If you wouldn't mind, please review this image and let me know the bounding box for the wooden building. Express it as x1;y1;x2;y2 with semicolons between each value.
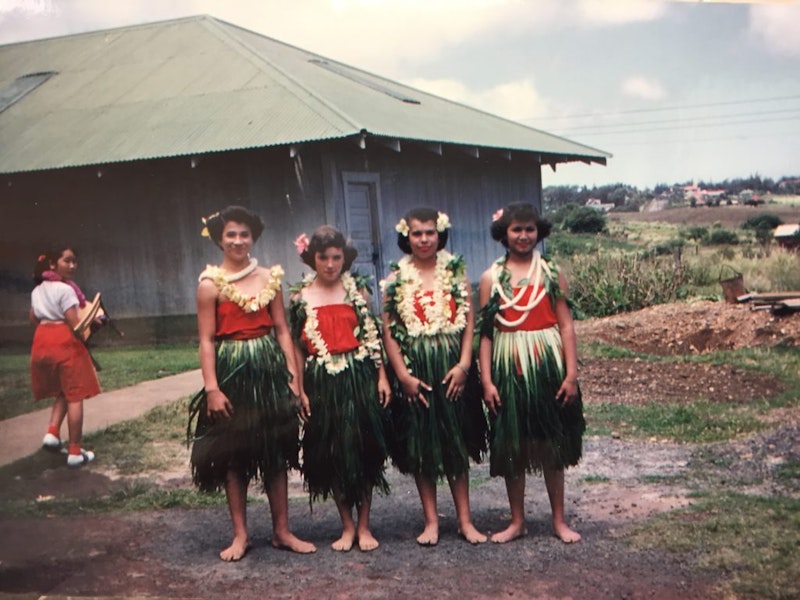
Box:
0;16;609;341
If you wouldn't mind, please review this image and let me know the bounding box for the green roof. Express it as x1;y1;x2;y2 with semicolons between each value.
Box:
0;15;610;174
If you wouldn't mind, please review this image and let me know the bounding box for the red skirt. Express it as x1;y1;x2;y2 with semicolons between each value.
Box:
30;322;101;403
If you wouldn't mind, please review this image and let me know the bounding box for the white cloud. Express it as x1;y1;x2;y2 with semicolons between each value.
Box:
748;4;800;58
406;77;549;121
621;76;665;100
574;0;667;26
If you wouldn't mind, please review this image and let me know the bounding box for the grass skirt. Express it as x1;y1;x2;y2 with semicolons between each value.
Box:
489;327;585;478
388;332;487;481
302;352;390;507
188;335;300;493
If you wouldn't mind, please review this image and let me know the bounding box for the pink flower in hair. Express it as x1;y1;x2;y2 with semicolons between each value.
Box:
294;233;310;255
492;208;504;222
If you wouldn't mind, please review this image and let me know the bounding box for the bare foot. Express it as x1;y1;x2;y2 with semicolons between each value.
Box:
490;523;527;544
416;523;439;546
331;528;355;552
357;529;380;552
554;521;581;543
458;523;488;544
219;536;250;562
272;532;317;554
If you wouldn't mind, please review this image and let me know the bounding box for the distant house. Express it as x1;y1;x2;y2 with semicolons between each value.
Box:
774;224;800;251
682;183;726;206
585;198;615;212
0;15;609;337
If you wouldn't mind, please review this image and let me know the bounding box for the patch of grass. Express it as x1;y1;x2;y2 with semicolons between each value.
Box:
628;492;800;599
0;483;226;517
775;460;800;493
640;473;686;485
0;343;198;420
580;341;652;360
580;474;611;484
586;401;766;443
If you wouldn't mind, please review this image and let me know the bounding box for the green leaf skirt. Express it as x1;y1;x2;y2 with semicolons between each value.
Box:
489;327;585;478
302;352;390;507
388;332;487;481
188;335;300;493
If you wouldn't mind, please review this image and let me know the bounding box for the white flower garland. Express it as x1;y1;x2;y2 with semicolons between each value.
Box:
393;250;468;337
491;251;552;328
303;272;383;375
200;260;284;313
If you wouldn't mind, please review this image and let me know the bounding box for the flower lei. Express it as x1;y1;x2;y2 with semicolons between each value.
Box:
302;272;383;375
489;252;557;327
200;259;283;313
383;250;469;338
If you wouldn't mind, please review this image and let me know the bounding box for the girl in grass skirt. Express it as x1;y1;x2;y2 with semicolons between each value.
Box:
381;207;487;546
188;205;315;561
478;202;585;544
289;226;391;552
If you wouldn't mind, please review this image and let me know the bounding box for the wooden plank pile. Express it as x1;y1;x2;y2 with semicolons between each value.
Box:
738;292;800;314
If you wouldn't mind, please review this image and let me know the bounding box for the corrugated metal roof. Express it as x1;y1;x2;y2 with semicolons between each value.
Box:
0;15;610;174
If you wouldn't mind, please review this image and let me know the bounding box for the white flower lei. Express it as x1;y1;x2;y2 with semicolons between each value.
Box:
303;272;383;375
201;260;284;313
393;250;468;337
490;251;552;328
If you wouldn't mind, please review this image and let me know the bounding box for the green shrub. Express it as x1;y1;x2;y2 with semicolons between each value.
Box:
741;214;782;230
706;229;739;245
564;206;607;234
569;252;688;318
681;226;709;242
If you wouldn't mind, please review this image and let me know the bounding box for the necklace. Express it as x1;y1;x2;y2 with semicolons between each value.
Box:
302;272;382;374
491;251;550;328
389;250;468;337
199;260;284;313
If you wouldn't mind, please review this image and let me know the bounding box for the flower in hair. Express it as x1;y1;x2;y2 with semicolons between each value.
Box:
436;212;451;232
294;233;310;255
395;218;410;237
37;254;47;262
492;208;504;222
200;212;219;238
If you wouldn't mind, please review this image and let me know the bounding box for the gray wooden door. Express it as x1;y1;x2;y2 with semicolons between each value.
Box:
341;172;383;302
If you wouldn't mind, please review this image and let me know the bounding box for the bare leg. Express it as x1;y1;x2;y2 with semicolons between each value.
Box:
332;490;356;552
544;467;581;543
220;469;250;561
414;474;439;545
66;399;83;447
266;470;316;554
491;475;527;543
356;489;379;552
448;474;487;544
48;395;68;434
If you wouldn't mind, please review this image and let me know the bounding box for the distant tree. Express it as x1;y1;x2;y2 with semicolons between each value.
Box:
564;206;607;234
742;214;782;230
706;229;739;245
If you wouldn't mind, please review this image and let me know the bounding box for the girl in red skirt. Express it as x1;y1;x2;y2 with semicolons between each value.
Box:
30;246;100;467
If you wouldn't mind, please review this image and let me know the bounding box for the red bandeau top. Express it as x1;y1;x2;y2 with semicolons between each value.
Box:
413;290;458;324
215;301;274;340
302;304;360;356
496;286;558;332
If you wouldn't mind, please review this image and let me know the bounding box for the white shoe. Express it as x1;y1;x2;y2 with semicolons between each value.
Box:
67;449;95;467
42;432;62;450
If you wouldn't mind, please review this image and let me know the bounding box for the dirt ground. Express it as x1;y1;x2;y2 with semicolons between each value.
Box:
1;300;798;599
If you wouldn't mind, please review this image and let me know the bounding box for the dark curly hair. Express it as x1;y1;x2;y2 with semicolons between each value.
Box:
299;225;358;271
490;202;551;247
396;206;449;254
33;245;75;284
204;205;265;248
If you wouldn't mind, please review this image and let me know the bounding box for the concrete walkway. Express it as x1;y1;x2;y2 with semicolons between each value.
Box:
0;369;202;467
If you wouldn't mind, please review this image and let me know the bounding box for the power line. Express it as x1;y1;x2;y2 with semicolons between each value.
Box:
552;108;800;134
554;114;800;137
520;94;800;123
591;129;800;147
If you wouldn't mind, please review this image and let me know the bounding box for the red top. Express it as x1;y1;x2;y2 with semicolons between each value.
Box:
496;286;558;332
413;290;458;324
215;301;273;340
302;304;360;355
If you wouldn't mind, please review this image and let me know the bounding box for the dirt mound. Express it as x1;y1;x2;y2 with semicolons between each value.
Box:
576;300;799;356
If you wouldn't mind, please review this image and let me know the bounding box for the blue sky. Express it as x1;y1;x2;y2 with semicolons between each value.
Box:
1;0;798;189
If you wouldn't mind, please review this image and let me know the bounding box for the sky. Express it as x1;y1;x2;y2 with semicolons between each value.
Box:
1;0;799;190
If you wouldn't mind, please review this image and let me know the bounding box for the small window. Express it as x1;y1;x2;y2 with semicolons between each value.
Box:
0;71;57;114
309;59;420;105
